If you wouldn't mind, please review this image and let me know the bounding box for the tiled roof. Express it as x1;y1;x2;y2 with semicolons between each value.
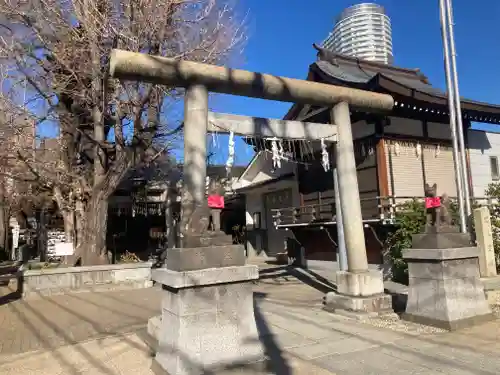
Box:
313;45;500;109
313;45;443;95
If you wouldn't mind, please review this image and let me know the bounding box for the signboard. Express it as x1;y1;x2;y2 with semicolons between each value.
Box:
53;242;74;256
11;225;19;250
47;231;67;257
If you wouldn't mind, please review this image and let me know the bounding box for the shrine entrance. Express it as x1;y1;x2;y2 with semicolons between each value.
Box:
109;48;394;272
263;188;293;257
108;48;398;374
109;47;394;298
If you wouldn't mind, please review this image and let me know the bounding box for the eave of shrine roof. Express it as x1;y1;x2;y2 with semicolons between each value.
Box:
313;58;444;96
313;53;500;117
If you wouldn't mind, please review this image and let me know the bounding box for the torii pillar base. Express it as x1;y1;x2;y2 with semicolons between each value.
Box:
323;270;393;318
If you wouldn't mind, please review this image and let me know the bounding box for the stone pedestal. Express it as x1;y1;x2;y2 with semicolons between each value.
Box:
412;226;471;249
403;246;494;330
323;269;393;315
150;246;265;375
181;231;234;248
473;206;497;277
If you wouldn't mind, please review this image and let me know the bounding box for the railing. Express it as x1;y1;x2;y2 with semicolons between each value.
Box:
271;195;497;228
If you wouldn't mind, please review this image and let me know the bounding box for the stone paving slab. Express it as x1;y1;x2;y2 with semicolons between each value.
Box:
3;262;500;374
0;332;155;375
0;282;161;355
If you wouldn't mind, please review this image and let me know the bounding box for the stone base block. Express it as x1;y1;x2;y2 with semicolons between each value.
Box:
167;245;245;271
412;231;471;249
403;246;493;331
323;270;392;315
181;232;234;248
336;269;385;297
148;315;161;344
153;265;265;375
402;311;494;331
151;357;270;375
152;265;258;289
323;291;393;315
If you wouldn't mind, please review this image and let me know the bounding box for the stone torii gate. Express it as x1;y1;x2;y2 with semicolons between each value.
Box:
110;49;394;375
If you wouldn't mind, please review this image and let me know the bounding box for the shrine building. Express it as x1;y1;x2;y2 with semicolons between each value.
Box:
234;44;500;265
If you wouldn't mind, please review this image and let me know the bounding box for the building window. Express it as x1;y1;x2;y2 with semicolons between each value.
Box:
490;156;499;181
252;212;261;229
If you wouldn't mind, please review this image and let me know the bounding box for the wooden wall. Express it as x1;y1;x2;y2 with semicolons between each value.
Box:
297;137;380;220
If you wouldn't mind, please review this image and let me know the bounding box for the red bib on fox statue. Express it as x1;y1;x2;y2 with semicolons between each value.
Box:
425;196;441;209
208;195;224;209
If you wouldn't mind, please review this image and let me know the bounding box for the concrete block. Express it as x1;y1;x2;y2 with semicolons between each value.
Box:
181;233;234;248
336;269;384;297
323;270;392;315
19;262;153;298
167;245;245;271
148;315;161;342
474;206;497;277
403;246;479;261
154;276;265;375
323;292;393;314
403;245;493;331
412;232;471;249
407;257;481;280
152;265;258;289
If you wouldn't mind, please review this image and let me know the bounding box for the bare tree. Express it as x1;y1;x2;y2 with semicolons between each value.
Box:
0;0;245;265
0;63;40;258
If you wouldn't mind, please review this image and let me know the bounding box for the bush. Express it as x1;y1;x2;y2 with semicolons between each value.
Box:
484;183;500;270
385;184;500;284
384;197;460;284
119;251;141;263
384;199;427;285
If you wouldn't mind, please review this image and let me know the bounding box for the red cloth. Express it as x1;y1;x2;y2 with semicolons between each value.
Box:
425;197;441;209
208;195;225;209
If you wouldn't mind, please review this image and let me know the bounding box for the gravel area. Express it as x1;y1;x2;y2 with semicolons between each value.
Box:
363;313;447;335
362;304;500;336
491;304;500;316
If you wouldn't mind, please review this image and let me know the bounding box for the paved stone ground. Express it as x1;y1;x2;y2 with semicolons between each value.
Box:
0;282;161;355
1;262;500;374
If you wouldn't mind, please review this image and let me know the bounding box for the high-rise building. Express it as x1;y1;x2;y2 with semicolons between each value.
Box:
322;3;393;65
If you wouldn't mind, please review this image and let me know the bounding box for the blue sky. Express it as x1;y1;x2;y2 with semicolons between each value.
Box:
34;1;500;167
207;0;500;166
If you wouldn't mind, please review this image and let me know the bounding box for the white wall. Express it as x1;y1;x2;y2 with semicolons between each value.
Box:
236;151;296;189
468;130;500;197
244;179;299;229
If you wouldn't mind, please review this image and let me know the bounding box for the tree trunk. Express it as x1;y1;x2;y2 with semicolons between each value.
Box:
62;210;75;244
0;207;8;259
75;199;85;249
37;208;47;263
71;192;110;266
0;180;9;260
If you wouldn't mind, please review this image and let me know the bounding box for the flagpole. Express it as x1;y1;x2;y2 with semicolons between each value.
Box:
445;0;471;220
439;0;467;233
